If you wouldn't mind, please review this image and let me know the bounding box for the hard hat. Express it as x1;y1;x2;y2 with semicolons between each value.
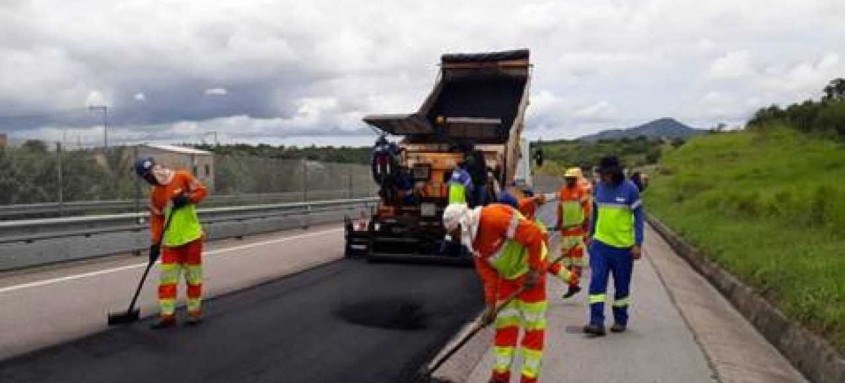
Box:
564;167;581;178
134;156;155;178
442;203;468;232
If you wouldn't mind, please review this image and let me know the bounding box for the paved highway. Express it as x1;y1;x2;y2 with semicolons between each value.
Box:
0;223;483;382
0;199;809;383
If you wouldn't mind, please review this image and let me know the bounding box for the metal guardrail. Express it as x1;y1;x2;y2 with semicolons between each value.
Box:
0;197;378;271
0;190;378;219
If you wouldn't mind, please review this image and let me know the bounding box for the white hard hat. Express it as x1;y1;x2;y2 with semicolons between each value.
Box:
442;203;468;232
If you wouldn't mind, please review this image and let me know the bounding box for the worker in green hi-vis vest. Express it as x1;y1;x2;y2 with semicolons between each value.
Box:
448;162;474;205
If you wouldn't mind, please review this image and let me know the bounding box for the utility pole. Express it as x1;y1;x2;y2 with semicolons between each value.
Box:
204;131;219;147
89;105;108;149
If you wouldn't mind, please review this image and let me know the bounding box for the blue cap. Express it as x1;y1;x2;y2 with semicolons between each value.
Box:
134;156;155;178
497;192;519;209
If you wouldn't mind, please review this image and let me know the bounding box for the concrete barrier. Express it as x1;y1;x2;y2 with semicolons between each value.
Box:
648;214;845;383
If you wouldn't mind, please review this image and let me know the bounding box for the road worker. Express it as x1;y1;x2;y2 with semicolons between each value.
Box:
134;156;208;329
443;203;548;383
502;188;577;289
572;167;593;197
584;156;644;336
553;168;592;299
448;162;474;205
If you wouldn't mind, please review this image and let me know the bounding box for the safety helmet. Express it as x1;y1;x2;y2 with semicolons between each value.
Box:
564;167;581;178
134;156;155;178
442;203;468;232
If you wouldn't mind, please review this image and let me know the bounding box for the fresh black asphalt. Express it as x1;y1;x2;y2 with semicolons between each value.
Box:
0;259;483;383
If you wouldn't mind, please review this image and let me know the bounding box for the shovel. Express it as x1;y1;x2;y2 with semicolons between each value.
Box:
107;208;176;325
424;236;578;376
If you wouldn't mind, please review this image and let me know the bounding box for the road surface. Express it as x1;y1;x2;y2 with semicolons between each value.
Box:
435;206;808;383
0;223;483;382
1;204;809;383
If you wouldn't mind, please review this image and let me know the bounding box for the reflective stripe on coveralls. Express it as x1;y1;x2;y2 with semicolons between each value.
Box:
493;273;547;383
159;238;204;318
471;204;548;383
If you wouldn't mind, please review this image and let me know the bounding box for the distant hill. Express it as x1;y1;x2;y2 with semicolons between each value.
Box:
579;118;705;142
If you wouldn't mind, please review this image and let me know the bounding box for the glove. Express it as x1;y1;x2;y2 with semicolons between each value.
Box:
171;193;191;209
149;243;161;264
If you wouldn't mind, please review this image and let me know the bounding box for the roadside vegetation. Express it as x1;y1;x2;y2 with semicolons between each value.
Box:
193;143;371;164
646;124;845;352
533;136;678;179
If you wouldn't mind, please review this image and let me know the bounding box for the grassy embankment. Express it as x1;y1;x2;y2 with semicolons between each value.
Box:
645;126;845;352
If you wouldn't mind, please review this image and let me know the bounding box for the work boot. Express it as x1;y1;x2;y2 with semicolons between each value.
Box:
186;313;203;326
150;316;176;330
583;323;606;336
610;323;627;333
562;285;582;299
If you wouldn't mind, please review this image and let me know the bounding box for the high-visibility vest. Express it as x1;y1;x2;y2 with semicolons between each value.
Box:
559;187;588;228
163;204;203;247
448;183;467;204
485;211;548;280
594;202;635;248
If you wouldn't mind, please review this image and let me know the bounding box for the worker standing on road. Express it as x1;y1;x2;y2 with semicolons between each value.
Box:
584;156;644;336
553;168;592;299
499;188;577;289
443;203;548;383
134;156;208;329
448;162;474;205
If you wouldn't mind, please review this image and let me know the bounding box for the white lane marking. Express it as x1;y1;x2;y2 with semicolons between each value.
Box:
0;228;342;294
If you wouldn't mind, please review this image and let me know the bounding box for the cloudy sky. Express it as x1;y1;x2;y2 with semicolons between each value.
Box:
1;0;843;147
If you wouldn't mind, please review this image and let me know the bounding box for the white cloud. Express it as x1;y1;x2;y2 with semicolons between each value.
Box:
134;92;146;101
707;51;754;79
204;88;228;97
85;90;109;107
0;0;843;143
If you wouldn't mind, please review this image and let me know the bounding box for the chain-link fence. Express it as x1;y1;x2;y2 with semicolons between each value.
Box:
0;144;376;218
214;155;376;201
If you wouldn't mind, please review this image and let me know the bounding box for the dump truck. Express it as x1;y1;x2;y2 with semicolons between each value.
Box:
345;49;533;264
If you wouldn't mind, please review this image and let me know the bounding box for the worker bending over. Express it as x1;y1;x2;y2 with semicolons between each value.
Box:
443;203;548;383
584;156;644;336
553;168;592;299
134;156;208;329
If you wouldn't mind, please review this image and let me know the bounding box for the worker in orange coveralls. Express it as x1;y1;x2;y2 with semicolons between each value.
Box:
443;203;548;383
134;156;208;329
553;168;592;299
499;188;576;290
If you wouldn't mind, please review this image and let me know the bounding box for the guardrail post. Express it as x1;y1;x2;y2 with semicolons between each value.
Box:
348;166;353;198
301;159;308;202
56;142;64;217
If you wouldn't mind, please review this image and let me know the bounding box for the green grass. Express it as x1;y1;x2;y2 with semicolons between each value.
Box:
645;126;845;352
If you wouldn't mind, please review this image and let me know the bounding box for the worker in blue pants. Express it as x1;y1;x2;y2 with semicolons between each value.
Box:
584;155;644;336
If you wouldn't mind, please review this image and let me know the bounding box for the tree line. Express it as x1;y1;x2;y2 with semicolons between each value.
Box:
191;143;372;164
748;78;845;137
